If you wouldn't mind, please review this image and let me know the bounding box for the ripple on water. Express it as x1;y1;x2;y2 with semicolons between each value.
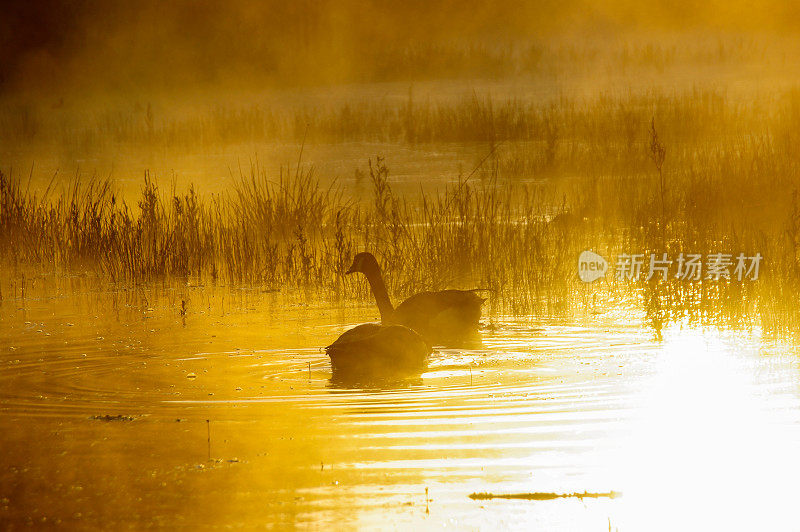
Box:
4;313;800;530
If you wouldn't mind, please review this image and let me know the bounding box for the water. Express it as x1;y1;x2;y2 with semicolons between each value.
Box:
2;283;800;530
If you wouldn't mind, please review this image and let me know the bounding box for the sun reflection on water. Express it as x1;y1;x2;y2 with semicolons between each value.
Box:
4;289;800;530
618;330;800;530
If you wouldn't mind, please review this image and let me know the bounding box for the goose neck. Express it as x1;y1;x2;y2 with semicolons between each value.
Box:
363;267;394;322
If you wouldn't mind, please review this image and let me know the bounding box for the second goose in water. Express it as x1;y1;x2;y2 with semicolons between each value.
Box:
326;323;431;378
346;252;485;344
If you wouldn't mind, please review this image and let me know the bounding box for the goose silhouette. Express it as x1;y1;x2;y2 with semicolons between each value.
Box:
346;252;485;344
325;323;431;378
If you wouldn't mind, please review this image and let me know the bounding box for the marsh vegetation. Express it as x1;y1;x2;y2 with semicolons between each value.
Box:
4;82;800;335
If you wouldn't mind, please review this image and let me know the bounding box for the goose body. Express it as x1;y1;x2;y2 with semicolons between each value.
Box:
391;289;484;342
326;323;431;376
346;252;485;344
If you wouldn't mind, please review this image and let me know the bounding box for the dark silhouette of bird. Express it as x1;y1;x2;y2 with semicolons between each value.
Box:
346;252;485;345
325;323;431;378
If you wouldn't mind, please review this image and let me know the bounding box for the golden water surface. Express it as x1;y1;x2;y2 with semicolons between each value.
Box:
2;283;800;530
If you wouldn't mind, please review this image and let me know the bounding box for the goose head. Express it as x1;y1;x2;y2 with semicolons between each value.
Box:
346;252;380;275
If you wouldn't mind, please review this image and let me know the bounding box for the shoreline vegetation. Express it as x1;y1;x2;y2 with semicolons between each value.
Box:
2;121;800;336
4;86;800;166
4;37;800;336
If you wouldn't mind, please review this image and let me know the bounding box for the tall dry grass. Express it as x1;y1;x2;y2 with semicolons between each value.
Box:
3;135;800;336
4;81;800;334
0;88;770;159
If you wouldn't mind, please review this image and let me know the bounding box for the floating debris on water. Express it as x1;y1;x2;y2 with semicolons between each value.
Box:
90;415;135;422
469;491;622;501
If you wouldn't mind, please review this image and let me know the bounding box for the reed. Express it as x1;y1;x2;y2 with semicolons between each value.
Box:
0;84;781;165
3;75;800;334
2;133;800;336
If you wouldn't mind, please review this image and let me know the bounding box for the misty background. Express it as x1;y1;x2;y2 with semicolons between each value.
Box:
3;0;800;96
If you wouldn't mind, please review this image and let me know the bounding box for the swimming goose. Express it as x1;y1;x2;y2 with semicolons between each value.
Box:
346;252;485;344
325;323;431;377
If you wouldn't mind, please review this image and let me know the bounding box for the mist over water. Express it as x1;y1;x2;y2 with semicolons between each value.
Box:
4;1;800;530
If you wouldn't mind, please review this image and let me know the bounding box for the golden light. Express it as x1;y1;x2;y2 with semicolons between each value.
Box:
617;330;800;530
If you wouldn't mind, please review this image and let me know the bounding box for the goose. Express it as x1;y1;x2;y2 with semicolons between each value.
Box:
325;323;431;377
346;252;485;344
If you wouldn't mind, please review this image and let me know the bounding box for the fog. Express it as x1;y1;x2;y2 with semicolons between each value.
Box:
3;0;800;96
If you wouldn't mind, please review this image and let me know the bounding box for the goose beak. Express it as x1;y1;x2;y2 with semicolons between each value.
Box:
346;257;360;274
